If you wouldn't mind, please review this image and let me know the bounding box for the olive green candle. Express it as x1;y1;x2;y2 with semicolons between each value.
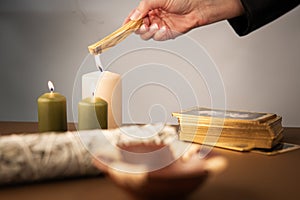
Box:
78;96;108;130
38;81;67;132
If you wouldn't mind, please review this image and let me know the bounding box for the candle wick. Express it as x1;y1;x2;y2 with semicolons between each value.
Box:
50;88;54;93
98;65;103;72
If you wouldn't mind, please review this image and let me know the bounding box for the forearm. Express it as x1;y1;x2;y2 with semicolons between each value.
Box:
196;0;245;25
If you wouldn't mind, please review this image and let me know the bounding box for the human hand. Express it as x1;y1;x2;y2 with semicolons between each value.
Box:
124;0;244;41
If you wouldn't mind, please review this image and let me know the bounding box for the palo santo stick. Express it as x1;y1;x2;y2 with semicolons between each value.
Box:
88;19;143;55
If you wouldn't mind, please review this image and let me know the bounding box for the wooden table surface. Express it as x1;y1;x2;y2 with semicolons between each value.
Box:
0;122;299;200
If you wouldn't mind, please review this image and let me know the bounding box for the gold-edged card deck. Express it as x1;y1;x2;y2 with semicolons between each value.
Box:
172;107;284;151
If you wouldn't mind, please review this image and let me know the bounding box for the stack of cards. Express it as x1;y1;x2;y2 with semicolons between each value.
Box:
172;107;283;151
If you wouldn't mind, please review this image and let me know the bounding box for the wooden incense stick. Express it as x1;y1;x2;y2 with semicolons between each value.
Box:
88;19;143;55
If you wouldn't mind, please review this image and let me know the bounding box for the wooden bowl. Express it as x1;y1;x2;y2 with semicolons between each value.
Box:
93;143;226;200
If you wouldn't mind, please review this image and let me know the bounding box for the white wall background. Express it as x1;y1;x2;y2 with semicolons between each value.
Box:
0;0;299;127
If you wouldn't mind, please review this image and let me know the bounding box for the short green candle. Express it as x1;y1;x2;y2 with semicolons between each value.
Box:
38;81;67;132
78;96;108;130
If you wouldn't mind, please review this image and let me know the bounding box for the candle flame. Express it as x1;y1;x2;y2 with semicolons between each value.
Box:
94;55;103;72
48;81;54;92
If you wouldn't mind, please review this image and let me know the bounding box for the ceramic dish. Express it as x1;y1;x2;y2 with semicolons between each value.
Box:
93;142;227;200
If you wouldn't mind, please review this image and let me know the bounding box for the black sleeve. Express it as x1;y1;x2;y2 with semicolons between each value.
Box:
228;0;299;36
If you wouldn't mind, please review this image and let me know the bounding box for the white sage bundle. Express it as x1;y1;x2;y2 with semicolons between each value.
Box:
0;131;100;185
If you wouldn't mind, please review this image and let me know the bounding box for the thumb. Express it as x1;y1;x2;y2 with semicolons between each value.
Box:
130;0;166;20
